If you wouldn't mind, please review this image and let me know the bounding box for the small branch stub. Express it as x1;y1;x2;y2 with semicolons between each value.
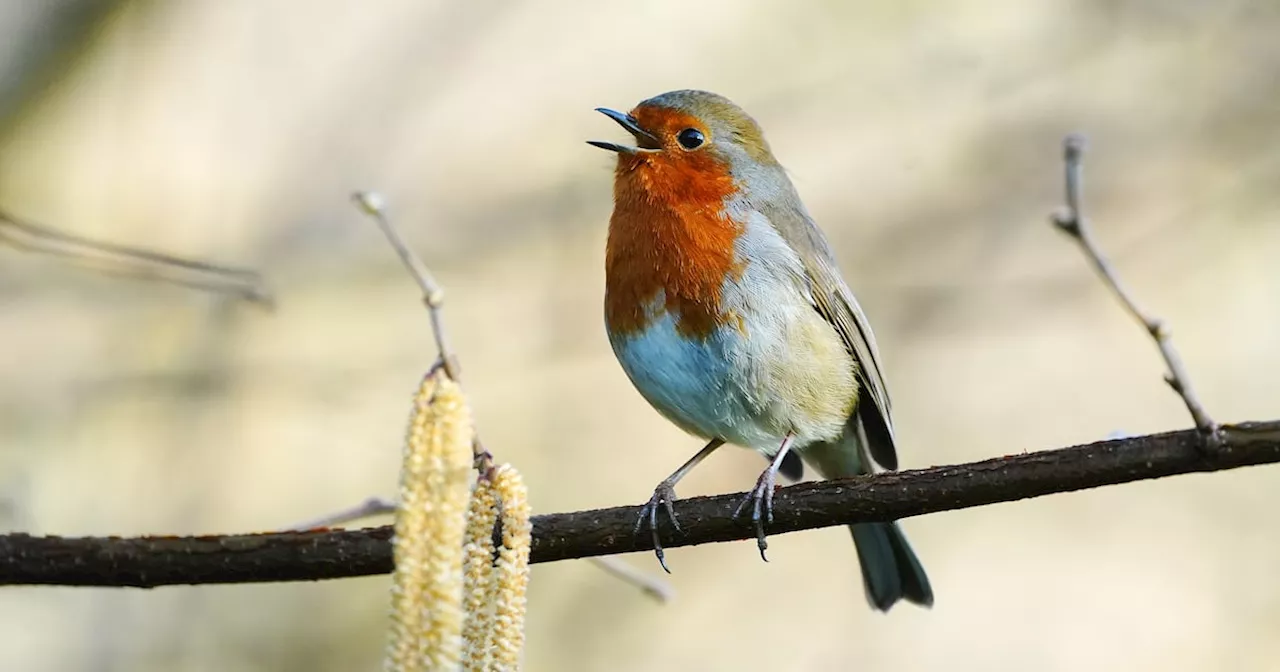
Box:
289;497;396;532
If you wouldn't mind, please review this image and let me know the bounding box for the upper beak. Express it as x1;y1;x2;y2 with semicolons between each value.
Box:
587;107;661;154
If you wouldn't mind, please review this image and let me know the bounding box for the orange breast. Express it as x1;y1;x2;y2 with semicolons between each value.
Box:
604;151;744;340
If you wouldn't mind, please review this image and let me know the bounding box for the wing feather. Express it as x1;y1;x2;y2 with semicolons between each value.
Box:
757;198;899;470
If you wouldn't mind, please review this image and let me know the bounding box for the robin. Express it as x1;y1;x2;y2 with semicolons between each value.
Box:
588;89;933;611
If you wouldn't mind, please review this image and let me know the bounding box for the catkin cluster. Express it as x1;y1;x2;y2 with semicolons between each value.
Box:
384;369;533;672
461;466;533;671
488;466;532;670
385;371;473;671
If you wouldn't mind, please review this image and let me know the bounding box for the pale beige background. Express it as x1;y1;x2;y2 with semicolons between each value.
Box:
1;1;1277;671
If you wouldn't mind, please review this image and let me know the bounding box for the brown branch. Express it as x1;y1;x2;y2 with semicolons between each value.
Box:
289;496;674;602
1049;135;1218;440
0;207;272;306
2;420;1277;588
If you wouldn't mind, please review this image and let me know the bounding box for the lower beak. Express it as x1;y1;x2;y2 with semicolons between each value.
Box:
588;107;661;155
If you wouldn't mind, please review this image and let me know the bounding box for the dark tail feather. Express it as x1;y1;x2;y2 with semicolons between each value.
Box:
850;522;934;611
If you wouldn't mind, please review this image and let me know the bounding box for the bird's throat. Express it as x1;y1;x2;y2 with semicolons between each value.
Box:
604;162;744;341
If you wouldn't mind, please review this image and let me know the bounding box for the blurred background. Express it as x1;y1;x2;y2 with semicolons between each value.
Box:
1;1;1278;670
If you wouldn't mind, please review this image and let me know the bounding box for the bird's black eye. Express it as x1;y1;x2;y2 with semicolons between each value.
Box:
677;128;705;150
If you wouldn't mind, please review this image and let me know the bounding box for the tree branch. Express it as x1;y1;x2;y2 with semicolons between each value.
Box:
288;495;674;602
3;420;1277;588
0;207;272;306
1049;135;1219;440
351;191;493;474
351;192;458;380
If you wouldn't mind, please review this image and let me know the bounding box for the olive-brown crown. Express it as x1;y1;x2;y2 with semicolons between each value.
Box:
628;89;779;167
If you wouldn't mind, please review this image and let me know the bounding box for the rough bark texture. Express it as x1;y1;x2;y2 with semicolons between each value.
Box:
2;421;1276;588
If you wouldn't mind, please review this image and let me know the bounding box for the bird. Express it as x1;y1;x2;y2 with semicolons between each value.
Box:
588;89;933;612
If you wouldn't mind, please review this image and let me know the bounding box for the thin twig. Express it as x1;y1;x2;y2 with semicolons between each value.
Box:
288;497;397;531
287;496;674;603
2;420;1277;587
350;192;458;380
0;208;271;306
586;555;675;603
1049;134;1220;444
350;191;493;475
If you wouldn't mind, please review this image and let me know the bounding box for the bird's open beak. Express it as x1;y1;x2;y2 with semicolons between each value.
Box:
587;107;661;155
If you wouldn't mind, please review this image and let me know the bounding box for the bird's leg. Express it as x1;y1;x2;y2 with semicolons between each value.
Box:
636;438;725;573
732;432;796;562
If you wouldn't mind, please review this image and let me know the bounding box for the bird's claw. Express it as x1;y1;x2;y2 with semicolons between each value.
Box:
634;482;680;573
732;468;779;562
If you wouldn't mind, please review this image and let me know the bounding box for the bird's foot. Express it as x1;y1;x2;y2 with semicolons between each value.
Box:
732;467;779;562
634;482;680;574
